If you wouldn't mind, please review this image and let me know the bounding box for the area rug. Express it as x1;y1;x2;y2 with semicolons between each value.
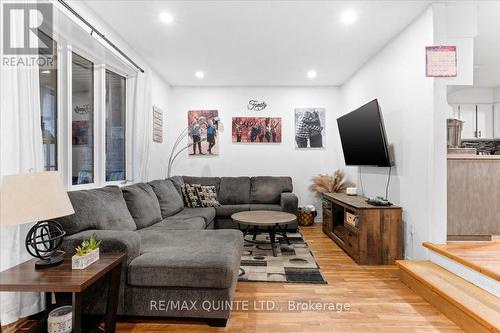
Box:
238;231;327;284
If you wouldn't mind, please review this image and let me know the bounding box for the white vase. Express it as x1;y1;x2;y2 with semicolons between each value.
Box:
71;248;99;269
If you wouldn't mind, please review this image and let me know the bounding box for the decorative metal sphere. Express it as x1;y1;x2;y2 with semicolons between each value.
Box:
25;221;66;260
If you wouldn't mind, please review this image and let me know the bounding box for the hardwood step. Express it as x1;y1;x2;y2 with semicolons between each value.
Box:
397;260;500;333
423;241;500;281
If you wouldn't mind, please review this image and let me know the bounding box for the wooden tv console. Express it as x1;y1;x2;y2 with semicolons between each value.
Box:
322;193;403;265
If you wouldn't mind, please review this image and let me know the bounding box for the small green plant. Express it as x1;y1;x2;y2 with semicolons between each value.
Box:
75;234;101;256
87;234;101;250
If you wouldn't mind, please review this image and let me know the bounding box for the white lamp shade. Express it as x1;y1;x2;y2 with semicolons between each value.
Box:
0;171;75;226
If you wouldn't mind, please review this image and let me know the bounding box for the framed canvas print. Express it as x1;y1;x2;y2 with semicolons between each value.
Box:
294;108;325;148
188;110;219;155
232;117;282;143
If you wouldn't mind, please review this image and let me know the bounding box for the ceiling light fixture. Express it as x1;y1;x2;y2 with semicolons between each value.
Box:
41;70;51;74
307;70;317;79
195;71;204;79
341;10;357;25
159;12;174;24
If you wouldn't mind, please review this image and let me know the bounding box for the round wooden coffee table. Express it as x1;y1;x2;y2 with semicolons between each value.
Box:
231;210;297;256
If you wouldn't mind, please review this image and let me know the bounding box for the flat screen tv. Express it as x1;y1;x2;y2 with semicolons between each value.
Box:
337;99;392;167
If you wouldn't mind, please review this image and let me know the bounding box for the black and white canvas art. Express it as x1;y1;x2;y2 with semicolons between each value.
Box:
294;108;326;148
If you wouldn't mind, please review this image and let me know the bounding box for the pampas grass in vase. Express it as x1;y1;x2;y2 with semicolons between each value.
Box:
309;170;354;196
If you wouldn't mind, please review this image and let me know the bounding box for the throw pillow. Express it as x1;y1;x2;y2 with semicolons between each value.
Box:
194;184;221;207
181;183;221;208
182;183;201;208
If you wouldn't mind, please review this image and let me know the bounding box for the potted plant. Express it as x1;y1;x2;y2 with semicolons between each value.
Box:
71;234;101;269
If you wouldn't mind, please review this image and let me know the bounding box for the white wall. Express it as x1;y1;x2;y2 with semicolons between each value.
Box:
166;86;342;208
149;73;172;180
495;87;500;102
431;2;476;248
340;7;435;259
339;3;476;259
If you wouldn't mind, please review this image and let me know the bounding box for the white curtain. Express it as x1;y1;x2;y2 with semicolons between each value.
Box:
0;4;44;325
127;70;152;182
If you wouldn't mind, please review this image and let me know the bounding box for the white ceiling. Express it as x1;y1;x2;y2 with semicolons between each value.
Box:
83;0;431;86
474;1;500;87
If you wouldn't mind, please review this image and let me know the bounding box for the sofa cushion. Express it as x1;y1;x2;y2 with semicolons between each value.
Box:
250;176;293;204
166;207;216;226
129;230;243;288
249;204;282;211
218;177;251;204
148;179;184;218
121;183;162;229
215;204;250;217
169;176;184;197
183;176;221;193
140;217;206;231
55;186;136;235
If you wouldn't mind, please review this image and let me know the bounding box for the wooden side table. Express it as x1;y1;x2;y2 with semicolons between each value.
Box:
0;252;125;333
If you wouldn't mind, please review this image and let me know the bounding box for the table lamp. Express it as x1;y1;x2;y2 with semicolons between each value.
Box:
0;171;75;269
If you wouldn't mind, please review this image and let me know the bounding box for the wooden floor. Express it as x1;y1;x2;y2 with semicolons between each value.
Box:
117;225;462;333
423;240;500;281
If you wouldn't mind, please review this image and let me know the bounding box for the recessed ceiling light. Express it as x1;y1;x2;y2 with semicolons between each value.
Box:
341;10;357;25
307;70;317;79
195;71;204;79
41;70;50;74
159;12;174;24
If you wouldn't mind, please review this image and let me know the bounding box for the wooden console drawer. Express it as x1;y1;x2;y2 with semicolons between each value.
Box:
344;229;358;258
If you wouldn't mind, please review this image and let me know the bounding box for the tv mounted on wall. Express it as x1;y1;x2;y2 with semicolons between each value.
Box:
337;99;392;167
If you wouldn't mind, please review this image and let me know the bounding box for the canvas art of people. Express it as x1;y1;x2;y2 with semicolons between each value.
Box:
188;110;219;155
232;117;282;143
294;108;325;148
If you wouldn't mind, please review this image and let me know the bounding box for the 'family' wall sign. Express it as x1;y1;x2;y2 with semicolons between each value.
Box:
247;100;267;111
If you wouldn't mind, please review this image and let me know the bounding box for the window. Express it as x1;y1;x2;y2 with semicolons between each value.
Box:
37;25;133;188
39;32;57;171
105;70;126;181
71;53;94;185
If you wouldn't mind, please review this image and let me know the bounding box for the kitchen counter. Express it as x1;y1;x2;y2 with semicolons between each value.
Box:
447;156;500;239
448;155;500;160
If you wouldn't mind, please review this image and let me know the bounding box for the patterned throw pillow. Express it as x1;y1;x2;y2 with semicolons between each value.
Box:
182;183;201;208
194;184;221;207
181;183;221;208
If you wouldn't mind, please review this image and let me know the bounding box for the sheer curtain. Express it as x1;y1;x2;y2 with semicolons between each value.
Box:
0;4;44;325
127;70;153;182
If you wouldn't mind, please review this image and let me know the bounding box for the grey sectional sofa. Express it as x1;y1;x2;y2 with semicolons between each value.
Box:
56;176;298;326
172;176;299;229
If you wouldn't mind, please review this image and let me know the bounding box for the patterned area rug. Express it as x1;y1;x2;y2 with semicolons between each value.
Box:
238;231;327;284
